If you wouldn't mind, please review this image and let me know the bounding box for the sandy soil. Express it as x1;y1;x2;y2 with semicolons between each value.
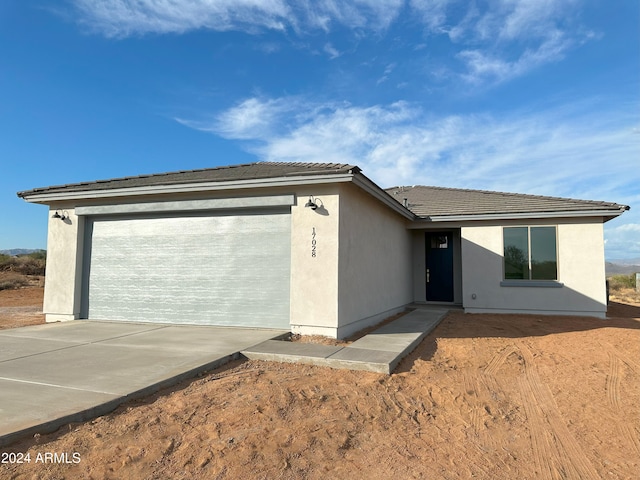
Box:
609;286;640;307
0;285;44;330
1;289;639;479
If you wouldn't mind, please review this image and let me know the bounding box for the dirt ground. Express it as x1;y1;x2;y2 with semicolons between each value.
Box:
0;285;45;330
1;288;639;479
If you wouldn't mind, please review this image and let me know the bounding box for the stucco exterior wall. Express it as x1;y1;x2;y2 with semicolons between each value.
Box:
38;185;348;334
412;230;426;302
289;185;341;337
461;219;607;317
336;184;413;337
43;207;84;322
38;182;409;337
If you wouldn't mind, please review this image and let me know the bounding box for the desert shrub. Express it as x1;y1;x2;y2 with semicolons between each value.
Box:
16;256;46;275
23;250;46;261
0;255;46;275
608;274;637;291
0;273;29;291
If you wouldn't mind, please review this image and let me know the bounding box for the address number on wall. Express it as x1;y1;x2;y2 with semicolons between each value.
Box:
311;227;317;258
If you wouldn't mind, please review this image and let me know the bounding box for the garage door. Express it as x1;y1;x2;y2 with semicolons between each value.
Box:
81;210;291;328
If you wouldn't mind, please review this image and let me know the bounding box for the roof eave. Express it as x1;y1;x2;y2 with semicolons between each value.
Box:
17;173;358;204
351;175;416;220
410;208;628;224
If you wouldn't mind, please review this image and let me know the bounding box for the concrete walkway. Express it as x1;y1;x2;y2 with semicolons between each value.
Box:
0;321;287;447
0;308;448;447
243;307;448;374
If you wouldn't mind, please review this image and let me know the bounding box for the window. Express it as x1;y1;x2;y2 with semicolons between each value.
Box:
503;226;557;280
430;235;448;249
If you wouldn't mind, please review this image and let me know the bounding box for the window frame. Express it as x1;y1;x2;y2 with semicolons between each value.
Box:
501;225;560;285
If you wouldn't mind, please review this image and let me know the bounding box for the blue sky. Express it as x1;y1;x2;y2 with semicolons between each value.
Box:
1;0;638;258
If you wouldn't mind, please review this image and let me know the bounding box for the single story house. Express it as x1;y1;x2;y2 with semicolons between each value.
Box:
18;162;629;338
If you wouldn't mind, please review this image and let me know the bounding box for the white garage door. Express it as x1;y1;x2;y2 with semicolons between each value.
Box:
82;210;291;328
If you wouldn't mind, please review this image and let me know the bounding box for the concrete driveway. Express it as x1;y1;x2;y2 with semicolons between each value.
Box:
0;321;287;447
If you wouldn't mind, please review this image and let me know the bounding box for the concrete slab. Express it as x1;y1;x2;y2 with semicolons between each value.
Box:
0;343;211;395
0;378;120;445
0;309;447;446
0;336;79;362
327;347;399;374
244;340;343;357
99;325;288;354
0;321;163;343
349;332;424;352
241;308;448;374
350;309;446;353
242;340;343;366
0;321;287;447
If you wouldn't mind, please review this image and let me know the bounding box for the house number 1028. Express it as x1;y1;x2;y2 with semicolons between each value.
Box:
311;227;317;258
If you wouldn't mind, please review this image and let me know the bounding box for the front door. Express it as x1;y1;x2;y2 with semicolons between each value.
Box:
425;232;454;302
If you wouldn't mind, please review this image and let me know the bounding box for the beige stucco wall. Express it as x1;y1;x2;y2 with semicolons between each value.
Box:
412;230;426;301
335;184;413;337
39;186;348;334
42;207;84;322
39;184;610;333
289;185;341;336
461;219;607;317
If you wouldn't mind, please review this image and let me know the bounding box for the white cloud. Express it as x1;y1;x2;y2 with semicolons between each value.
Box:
604;223;640;259
186;94;638;256
72;0;294;37
71;1;585;45
458;29;572;84
71;0;405;37
70;0;594;89
447;0;574;43
323;42;341;59
608;224;640;233
376;62;397;84
303;0;404;32
409;0;450;32
414;0;591;85
450;0;584;83
176;96;305;139
498;0;569;41
198;95;638;198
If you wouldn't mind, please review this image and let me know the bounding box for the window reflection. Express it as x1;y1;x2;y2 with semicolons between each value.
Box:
531;227;557;280
503;226;557;281
504;227;528;279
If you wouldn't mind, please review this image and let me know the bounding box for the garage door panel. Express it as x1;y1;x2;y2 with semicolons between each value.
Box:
84;212;291;328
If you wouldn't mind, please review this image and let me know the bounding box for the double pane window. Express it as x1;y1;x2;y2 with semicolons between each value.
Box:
503;226;557;280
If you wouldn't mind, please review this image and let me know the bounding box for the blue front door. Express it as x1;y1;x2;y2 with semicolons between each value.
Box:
425;232;454;302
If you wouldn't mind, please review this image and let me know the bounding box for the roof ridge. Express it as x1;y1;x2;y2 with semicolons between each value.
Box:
23;162;263;192
17;161;360;197
264;161;355;168
387;185;622;207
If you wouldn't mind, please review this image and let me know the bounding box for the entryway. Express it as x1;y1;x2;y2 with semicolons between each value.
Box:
425;232;454;302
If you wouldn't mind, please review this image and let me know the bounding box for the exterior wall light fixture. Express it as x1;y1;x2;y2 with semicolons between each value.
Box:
305;196;318;210
304;196;327;215
52;210;69;221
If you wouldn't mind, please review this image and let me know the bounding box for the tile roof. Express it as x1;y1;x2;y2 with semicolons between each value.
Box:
17;162;359;197
385;185;629;218
17;161;628;220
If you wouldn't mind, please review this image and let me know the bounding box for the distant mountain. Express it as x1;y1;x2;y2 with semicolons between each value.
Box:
606;260;640;276
0;248;45;256
607;257;640;265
